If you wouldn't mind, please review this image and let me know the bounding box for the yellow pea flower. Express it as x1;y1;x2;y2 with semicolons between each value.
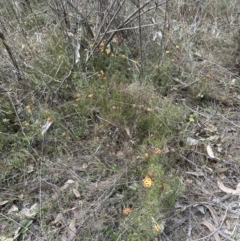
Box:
142;176;153;188
154;148;162;154
123;207;131;215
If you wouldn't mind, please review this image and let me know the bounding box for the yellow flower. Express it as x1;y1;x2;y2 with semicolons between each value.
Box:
88;94;94;98
123;207;131;215
206;74;211;79
26;105;32;113
142;176;153;188
47;117;52;122
165;50;170;54
121;54;126;58
171;58;175;62
62;132;66;136
147;108;153;112
105;48;111;55
75;93;81;101
189;117;194;122
153;224;161;232
176;45;180;49
154;148;162;154
25;122;30;127
144;153;149;159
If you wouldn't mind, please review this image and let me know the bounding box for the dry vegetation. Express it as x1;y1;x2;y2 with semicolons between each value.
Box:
0;0;240;240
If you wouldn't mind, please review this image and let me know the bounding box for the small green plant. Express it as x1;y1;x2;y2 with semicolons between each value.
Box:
188;112;197;122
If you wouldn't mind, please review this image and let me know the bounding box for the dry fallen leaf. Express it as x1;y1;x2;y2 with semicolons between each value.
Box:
206;145;215;158
82;163;88;169
217;179;240;195
186;137;199;146
26;165;34;173
72;189;80;198
52;213;64;224
236;182;240;192
200;220;221;241
125;126;132;138
186;179;194;184
0;200;9;206
20;203;38;218
204;205;220;226
214;168;228;174
60;180;75;191
0;236;13;241
68;219;76;241
63;207;78;213
41;121;53;136
8;205;18;214
226;219;231;230
186;171;204;177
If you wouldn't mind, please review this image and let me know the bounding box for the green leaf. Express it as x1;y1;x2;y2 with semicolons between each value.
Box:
21;220;33;234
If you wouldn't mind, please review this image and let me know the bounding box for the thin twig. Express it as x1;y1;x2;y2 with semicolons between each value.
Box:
138;0;143;83
87;0;126;60
0;31;23;81
66;0;94;39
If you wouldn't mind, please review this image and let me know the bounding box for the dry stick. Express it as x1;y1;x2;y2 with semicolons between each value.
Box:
60;0;70;29
104;0;153;47
88;0;160;63
97;0;119;37
158;0;169;67
85;0;127;63
0;31;22;81
137;0;143;84
86;1;166;63
101;0;126;43
219;113;240;128
123;4;163;29
105;22;159;32
113;2;166;39
88;0;126;60
66;0;94;39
